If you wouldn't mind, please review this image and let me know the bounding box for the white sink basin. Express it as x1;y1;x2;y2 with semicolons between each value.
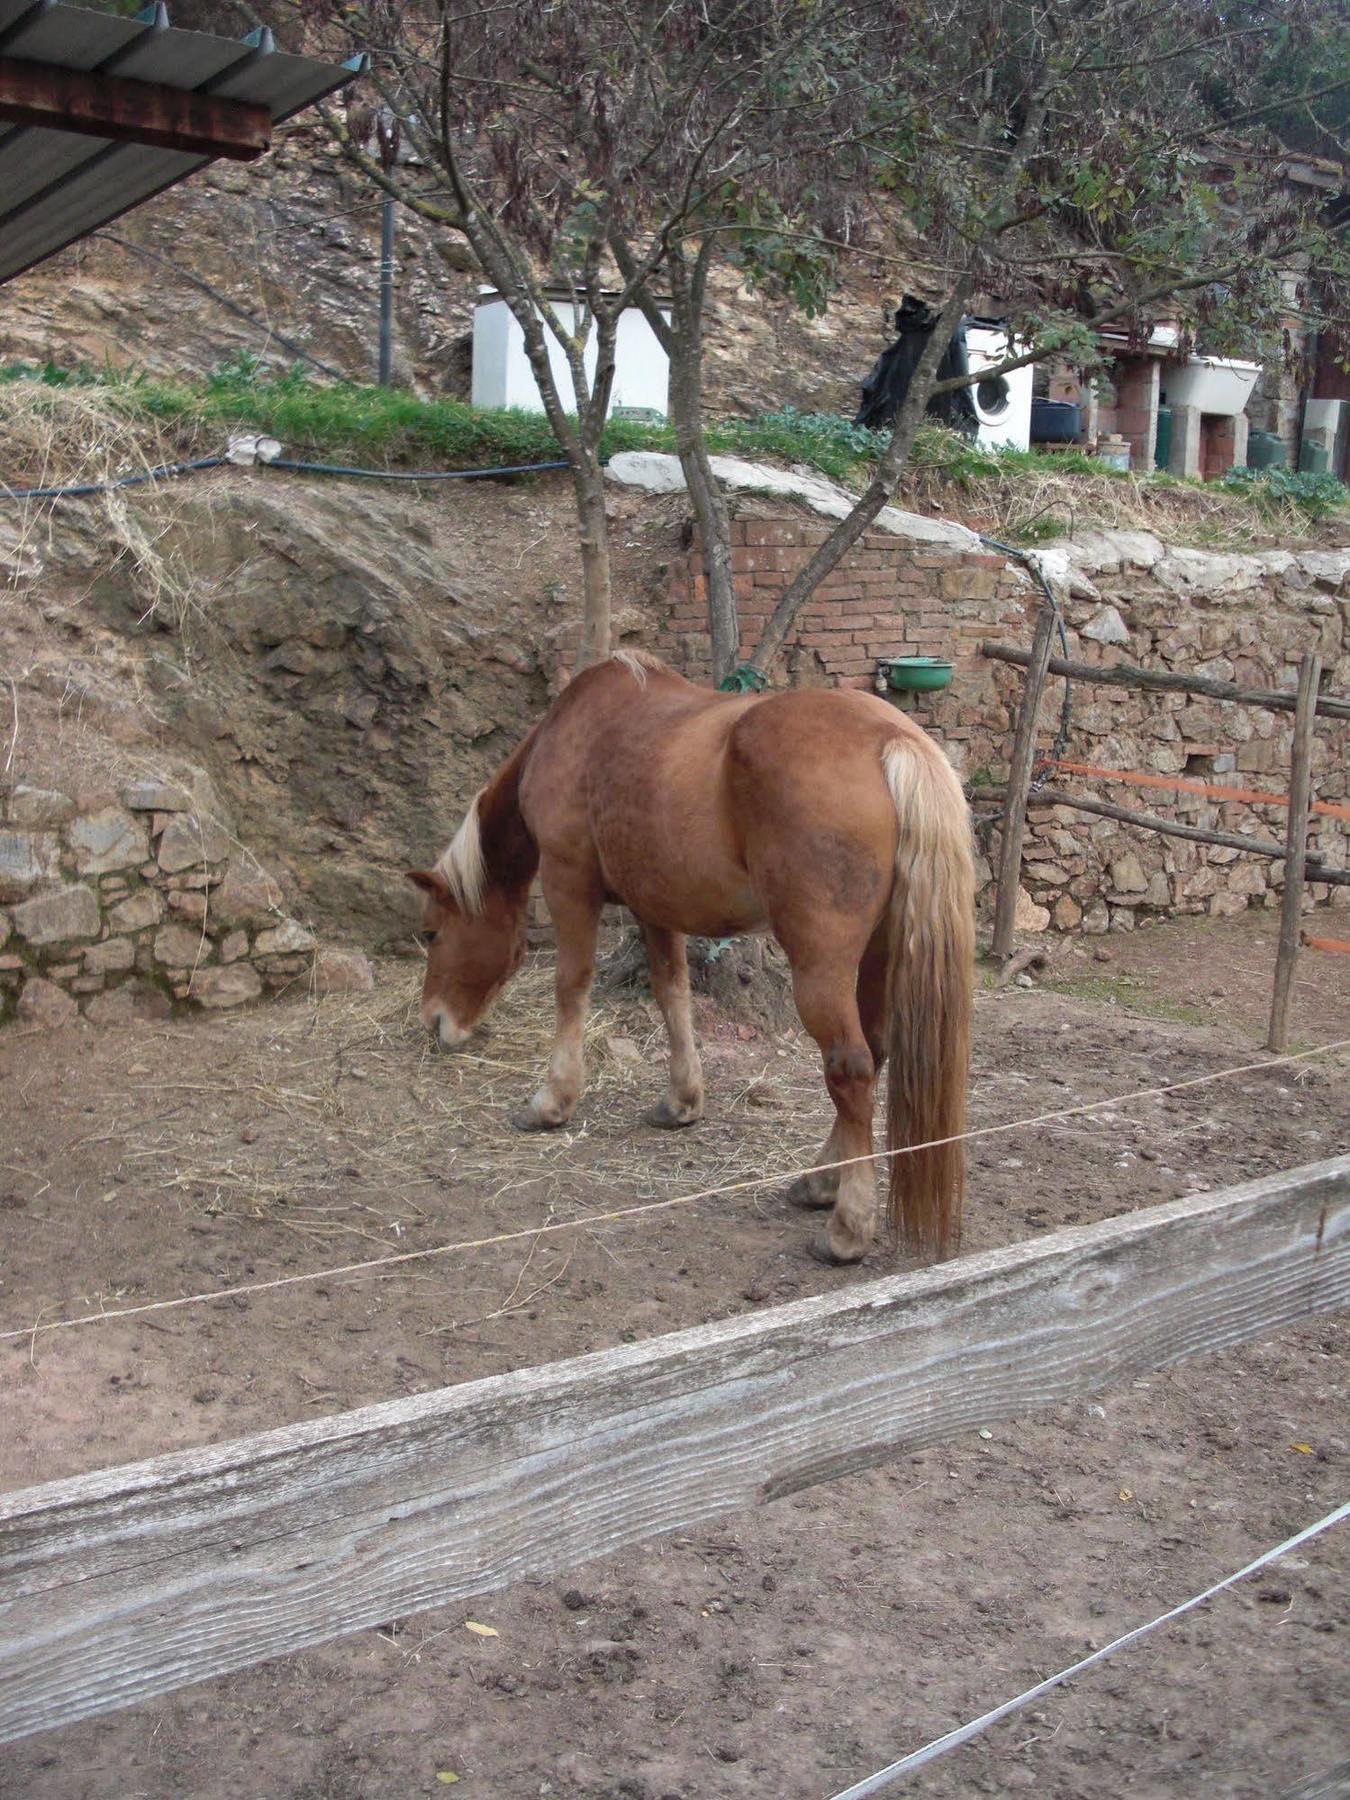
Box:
1161;357;1261;416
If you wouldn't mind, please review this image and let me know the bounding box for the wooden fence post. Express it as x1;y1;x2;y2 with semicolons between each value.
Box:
991;605;1057;961
1268;651;1322;1053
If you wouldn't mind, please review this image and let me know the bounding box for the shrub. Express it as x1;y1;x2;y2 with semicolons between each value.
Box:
1221;464;1349;518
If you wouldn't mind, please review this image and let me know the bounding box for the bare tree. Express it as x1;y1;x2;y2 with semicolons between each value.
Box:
290;0;899;676
284;0;1345;680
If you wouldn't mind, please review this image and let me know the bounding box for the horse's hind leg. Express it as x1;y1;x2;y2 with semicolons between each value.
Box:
788;958;879;1263
640;924;705;1128
784;1116;844;1210
785;928;888;1215
513;869;602;1132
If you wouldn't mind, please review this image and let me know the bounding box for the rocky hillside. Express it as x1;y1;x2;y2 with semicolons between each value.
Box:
0;460;679;951
2;121;894;417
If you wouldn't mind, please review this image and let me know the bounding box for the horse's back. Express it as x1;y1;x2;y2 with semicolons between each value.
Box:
720;688;926;932
725;684;931;810
521;658;944;938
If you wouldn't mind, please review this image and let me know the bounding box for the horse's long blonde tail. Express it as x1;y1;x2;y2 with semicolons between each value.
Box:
881;737;975;1261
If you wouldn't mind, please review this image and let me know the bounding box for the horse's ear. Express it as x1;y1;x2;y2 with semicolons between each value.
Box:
405;868;452;902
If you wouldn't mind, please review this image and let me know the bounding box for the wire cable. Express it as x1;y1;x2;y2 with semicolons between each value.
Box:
0;455;569;501
0;456;229;500
3;1033;1345;1344
826;1501;1350;1798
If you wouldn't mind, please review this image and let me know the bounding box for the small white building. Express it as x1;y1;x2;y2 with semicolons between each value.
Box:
471;288;672;419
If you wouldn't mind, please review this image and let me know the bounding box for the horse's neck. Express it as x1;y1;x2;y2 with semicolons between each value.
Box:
479;732;540;894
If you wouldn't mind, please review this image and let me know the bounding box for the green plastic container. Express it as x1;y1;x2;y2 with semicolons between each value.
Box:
880;657;954;694
1154;404;1172;471
1299;440;1330;475
1247;429;1287;470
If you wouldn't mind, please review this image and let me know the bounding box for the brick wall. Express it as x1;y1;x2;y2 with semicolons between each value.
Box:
1112;358;1160;472
657;513;1027;715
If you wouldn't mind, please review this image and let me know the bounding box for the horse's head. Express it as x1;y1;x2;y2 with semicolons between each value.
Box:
405;868;527;1049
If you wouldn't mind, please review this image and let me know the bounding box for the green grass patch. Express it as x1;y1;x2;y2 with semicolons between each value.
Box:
1041;969;1211;1029
0;363;1143;488
2;362;1345;542
0;356;672;470
1220;462;1349;521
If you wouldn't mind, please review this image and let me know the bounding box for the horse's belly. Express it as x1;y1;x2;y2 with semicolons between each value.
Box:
628;885;767;939
597;825;764;938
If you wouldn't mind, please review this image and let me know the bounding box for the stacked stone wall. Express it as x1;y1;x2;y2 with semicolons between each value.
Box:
653;513;1349;933
0;776;371;1027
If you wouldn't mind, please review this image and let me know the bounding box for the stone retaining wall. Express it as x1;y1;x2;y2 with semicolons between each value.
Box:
0;775;371;1027
654;514;1349;933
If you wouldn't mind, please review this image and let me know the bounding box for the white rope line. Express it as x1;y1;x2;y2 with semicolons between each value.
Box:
3;1035;1347;1345
825;1500;1350;1798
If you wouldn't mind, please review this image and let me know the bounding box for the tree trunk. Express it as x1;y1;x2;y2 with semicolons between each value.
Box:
666;259;738;685
747;283;971;679
618;233;739;686
671;376;738;682
687;441;738;684
573;452;612;666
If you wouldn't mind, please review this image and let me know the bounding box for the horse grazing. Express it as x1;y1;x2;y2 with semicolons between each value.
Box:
407;652;975;1264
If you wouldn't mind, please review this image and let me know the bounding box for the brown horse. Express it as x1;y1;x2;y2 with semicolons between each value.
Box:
407;652;974;1264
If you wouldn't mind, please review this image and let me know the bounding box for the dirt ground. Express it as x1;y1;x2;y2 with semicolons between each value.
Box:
1;914;1347;1800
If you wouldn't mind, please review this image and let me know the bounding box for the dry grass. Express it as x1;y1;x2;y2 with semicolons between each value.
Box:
112;954;828;1276
0;382;213;639
900;456;1332;550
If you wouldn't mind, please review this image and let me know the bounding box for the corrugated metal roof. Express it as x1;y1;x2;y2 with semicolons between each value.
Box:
0;0;363;286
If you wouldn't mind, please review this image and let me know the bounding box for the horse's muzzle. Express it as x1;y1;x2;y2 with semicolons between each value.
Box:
425;1006;470;1051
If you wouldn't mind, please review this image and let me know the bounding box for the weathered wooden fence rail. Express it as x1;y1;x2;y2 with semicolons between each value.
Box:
983;627;1347;1049
2;1154;1346;1746
988;786;1350;886
980;640;1350;721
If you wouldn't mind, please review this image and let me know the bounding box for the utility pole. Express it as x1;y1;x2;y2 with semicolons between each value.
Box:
376;108;399;387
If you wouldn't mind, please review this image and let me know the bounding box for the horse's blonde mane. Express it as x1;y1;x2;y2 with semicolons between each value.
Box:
611;648;664;687
435;792;487;915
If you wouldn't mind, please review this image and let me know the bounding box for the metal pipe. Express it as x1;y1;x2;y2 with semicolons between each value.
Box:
378;196;395;387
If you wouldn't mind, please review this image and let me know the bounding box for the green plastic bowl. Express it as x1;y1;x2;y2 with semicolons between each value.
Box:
880;656;954;693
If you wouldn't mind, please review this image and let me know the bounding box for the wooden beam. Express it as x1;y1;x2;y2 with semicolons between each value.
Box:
1;1155;1346;1746
1269;653;1323;1052
981;640;1350;722
991;605;1057;960
1027;787;1350;887
0;59;271;162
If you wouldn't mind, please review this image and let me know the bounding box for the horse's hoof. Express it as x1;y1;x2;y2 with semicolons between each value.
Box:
510;1107;565;1133
808;1228;868;1265
643;1100;702;1130
786;1174;834;1211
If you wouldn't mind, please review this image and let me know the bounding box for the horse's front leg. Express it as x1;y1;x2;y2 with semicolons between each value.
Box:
513;870;602;1132
640;924;704;1128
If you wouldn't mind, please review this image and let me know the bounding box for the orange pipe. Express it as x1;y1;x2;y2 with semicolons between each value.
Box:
1301;932;1350;956
1047;759;1350;823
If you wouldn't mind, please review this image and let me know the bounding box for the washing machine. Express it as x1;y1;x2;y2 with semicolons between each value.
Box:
964;321;1033;452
